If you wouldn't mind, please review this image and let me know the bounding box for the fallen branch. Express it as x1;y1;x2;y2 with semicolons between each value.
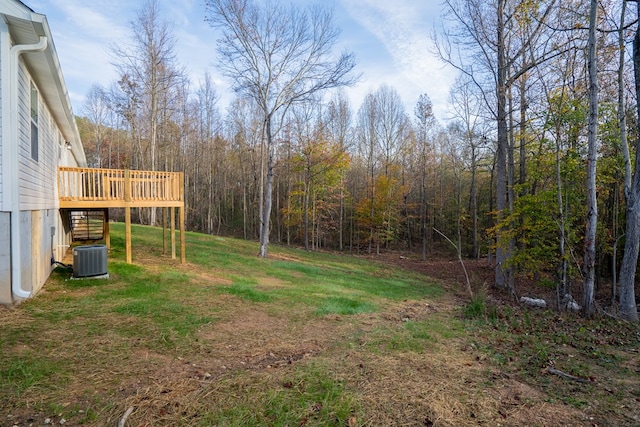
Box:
433;227;473;299
546;367;587;383
118;407;134;427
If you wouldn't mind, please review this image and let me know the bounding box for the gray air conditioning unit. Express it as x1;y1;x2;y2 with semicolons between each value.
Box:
73;245;108;278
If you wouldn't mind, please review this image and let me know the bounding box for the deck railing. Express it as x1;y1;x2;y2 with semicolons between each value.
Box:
58;167;184;207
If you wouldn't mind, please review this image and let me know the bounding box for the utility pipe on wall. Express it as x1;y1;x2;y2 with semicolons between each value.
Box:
9;36;48;300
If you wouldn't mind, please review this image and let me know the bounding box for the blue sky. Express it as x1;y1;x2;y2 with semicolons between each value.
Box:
29;0;456;122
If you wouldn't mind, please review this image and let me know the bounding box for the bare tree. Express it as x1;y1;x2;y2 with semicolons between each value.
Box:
374;85;410;177
356;92;380;253
112;0;183;225
437;0;560;290
196;72;222;235
449;76;487;258
582;0;599;317
289;100;321;251
325;91;353;251
225;96;264;240
206;0;358;257
82;84;110;168
414;94;437;260
617;0;640;322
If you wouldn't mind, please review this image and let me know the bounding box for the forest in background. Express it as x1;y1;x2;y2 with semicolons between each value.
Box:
75;0;639;320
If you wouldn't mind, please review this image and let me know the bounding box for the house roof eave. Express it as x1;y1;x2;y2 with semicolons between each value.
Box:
2;2;86;167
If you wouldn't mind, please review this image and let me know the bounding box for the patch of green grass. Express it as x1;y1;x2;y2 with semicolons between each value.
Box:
405;321;435;341
198;363;359;426
384;331;428;352
405;316;463;342
217;279;273;302
0;357;62;397
562;395;590;409
102;277;163;299
363;324;429;354
265;261;441;308
107;260;145;277
266;364;357;424
325;270;441;301
463;292;498;321
366;316;465;354
464;294;487;319
112;295;213;345
314;296;376;315
270;261;325;277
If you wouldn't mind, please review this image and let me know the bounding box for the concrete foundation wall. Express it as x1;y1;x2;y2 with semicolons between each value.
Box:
19;210;31;294
0;212;10;304
0;209;66;305
33;209;58;295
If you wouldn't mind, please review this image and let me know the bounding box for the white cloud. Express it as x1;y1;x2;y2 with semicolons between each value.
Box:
40;0;219;112
35;0;134;111
49;0;129;39
339;0;456;120
35;0;456;121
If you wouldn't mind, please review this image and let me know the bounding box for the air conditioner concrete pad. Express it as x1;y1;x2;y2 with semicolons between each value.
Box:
70;273;110;280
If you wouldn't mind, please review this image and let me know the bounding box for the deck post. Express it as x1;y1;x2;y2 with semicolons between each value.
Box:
179;173;185;264
124;169;132;264
125;207;131;263
171;207;176;259
162;207;167;254
104;209;110;250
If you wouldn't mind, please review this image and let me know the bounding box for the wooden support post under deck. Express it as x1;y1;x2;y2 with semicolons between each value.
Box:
179;172;185;264
171;207;176;259
162;207;167;254
125;207;132;263
179;206;185;264
104;209;110;250
124;169;132;264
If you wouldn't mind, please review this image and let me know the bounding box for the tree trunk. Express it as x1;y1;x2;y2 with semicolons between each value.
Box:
304;177;310;251
519;77;527;194
339;178;344;251
421;162;428;261
494;0;509;289
555;121;568;302
507;87;516;291
617;0;640;322
582;0;599;317
259;116;274;258
470;144;478;259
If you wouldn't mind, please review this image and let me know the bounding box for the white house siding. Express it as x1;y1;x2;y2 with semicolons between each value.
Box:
17;62;58;211
0;40;3;208
0;61;77;304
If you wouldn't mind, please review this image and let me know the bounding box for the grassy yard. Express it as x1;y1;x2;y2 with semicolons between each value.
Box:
1;223;639;426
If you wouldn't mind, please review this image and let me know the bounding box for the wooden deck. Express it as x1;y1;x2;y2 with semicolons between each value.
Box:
58;167;184;208
58;167;186;264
